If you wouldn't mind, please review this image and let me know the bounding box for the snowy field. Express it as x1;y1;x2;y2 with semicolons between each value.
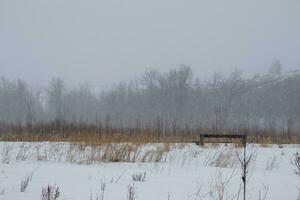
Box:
0;142;299;200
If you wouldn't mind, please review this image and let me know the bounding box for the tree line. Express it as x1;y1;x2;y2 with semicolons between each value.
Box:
0;66;299;137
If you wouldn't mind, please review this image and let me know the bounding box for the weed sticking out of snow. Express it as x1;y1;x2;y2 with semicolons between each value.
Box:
208;148;238;168
131;172;146;182
2;144;13;164
127;183;137;200
258;184;269;200
167;192;171;200
297;187;300;200
266;156;280;171
41;184;60;200
16;143;31;161
21;172;33;192
292;152;300;176
90;182;106;200
110;170;126;184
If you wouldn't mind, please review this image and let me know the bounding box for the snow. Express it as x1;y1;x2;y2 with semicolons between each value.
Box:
0;142;299;200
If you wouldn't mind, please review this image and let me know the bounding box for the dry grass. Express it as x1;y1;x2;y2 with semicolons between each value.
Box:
1;122;299;145
1;132;300;146
0;142;171;164
0;132;195;145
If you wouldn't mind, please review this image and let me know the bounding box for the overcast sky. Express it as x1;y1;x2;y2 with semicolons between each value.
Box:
1;0;300;87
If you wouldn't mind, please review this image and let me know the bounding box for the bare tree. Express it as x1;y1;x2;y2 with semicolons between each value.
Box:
47;78;65;122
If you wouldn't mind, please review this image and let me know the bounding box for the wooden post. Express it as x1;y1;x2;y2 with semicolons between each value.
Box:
199;134;204;146
242;134;247;200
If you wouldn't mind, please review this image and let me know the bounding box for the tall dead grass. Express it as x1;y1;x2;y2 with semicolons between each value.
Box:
1;121;299;145
0;142;171;164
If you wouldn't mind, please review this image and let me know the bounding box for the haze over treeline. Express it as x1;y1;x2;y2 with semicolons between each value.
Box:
1;0;300;86
0;66;299;135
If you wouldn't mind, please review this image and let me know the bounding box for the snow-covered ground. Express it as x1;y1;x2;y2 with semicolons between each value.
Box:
0;142;299;200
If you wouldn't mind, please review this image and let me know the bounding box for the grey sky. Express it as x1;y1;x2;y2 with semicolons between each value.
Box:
1;0;300;87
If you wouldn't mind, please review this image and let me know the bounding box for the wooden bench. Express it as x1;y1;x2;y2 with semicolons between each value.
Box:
197;134;247;146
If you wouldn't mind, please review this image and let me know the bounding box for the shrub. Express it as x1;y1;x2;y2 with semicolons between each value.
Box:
127;183;137;200
266;156;280;171
131;172;146;182
2;144;13;164
292;152;300;176
209;150;237;168
21;173;33;192
41;184;60;200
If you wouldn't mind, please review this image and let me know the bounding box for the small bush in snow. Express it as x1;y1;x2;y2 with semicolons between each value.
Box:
258;184;269;200
292;152;300;176
21;177;30;192
127;183;137;200
100;182;106;199
209;151;236;168
2;144;13;164
297;187;300;200
90;193;101;200
90;183;106;200
16;143;31;161
131;172;146;182
167;192;171;200
266;156;280;171
21;176;30;192
41;184;60;200
21;173;33;192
